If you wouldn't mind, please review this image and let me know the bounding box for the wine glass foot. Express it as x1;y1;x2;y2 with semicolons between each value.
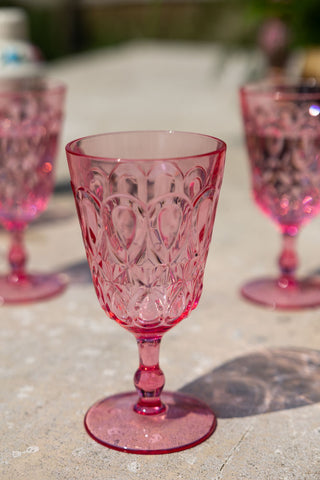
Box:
0;273;68;305
241;277;320;310
84;391;216;454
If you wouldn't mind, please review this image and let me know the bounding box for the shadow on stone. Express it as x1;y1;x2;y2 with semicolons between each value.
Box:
179;347;320;418
32;205;75;227
61;259;92;285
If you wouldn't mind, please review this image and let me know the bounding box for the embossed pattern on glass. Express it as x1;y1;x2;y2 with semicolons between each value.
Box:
66;130;226;454
240;81;320;309
0;78;67;304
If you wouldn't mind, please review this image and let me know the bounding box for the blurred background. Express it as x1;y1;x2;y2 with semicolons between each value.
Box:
1;0;319;79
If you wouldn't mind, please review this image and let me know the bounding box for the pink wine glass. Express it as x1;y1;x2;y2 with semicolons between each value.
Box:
240;80;320;309
66;130;226;454
0;77;66;304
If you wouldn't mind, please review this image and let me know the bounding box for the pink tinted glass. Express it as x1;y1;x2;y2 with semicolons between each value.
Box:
0;78;65;229
0;77;67;304
66;130;226;453
240;80;320;309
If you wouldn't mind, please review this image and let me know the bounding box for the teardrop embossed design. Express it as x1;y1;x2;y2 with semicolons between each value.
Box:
112;206;137;250
88;167;106;202
148;195;191;264
76;188;101;258
184;166;207;202
194;189;216;256
147;163;183;201
73;151;225;333
158;204;182;249
246;94;320;227
134;287;165;327
103;195;147;265
167;281;189;323
109;163;145;200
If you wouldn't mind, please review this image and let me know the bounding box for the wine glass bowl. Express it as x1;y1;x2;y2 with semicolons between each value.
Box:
240;80;320;309
66;130;226;453
0;77;66;304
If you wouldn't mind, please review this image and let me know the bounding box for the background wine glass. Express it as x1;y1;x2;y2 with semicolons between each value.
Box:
240;80;320;309
0;77;66;304
66;130;226;454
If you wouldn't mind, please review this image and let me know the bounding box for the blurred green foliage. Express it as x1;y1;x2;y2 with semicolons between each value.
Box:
1;1;319;61
245;0;320;47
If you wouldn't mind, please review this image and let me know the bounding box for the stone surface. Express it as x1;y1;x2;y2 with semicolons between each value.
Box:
1;41;320;479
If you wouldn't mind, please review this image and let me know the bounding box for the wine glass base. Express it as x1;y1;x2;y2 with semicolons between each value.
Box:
241;277;320;310
84;391;217;454
0;273;68;305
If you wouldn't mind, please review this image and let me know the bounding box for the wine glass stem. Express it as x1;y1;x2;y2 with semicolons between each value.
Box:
134;336;166;415
8;229;28;282
278;232;298;288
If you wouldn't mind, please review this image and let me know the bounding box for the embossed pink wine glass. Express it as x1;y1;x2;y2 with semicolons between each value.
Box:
240;80;320;309
66;130;226;454
0;77;66;304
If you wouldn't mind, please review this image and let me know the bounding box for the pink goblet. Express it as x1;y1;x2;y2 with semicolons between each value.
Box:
0;77;66;304
66;130;226;454
240;80;320;309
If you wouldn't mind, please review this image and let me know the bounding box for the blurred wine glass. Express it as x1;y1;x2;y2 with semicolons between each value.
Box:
240;79;320;309
0;77;67;304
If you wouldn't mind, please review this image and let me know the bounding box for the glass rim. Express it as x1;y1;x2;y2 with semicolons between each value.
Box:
239;77;320;101
0;76;66;97
65;130;226;163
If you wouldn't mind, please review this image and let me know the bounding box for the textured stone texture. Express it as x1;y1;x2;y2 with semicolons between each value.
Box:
1;42;320;479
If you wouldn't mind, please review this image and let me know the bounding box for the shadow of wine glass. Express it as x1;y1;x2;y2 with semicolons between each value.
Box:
60;259;92;286
179;347;320;418
31;205;75;227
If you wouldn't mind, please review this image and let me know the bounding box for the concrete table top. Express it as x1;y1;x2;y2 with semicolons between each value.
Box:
1;41;320;479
